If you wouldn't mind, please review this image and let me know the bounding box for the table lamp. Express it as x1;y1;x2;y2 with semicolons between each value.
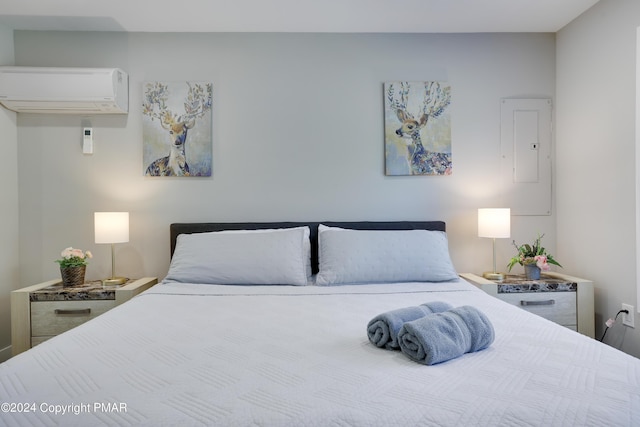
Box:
94;212;129;285
478;208;510;281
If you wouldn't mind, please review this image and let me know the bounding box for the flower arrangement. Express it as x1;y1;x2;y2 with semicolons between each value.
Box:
507;234;562;272
55;247;93;268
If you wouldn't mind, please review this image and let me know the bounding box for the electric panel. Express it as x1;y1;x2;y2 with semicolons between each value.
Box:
500;98;552;216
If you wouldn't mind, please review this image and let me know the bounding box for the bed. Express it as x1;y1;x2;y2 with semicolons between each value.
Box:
1;221;639;426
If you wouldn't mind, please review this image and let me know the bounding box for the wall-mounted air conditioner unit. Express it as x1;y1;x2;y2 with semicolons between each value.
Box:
0;66;128;114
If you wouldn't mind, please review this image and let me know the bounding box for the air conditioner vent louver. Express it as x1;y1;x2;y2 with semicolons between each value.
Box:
0;67;128;114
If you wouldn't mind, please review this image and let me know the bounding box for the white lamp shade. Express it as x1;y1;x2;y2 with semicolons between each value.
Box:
95;212;130;244
478;208;511;238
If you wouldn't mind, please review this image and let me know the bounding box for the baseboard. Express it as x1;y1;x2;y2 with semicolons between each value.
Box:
0;345;12;363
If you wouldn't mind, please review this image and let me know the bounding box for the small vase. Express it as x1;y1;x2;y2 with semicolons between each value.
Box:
60;265;86;287
524;264;541;280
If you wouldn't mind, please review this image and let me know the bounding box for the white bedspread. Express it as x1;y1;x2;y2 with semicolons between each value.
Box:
1;279;639;426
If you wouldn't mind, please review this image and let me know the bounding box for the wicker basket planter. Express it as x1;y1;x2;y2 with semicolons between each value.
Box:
60;265;86;287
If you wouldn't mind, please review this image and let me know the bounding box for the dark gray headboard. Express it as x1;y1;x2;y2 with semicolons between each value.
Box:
170;221;446;274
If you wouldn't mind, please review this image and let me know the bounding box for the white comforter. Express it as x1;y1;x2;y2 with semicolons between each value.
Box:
1;279;639;426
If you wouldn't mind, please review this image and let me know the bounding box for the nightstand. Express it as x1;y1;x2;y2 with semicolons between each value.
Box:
11;277;158;356
460;272;595;338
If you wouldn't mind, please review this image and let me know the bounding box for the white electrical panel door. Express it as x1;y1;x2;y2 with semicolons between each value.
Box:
500;98;552;216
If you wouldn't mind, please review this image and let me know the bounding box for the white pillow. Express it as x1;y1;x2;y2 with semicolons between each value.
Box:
166;227;310;285
213;227;312;278
316;227;458;285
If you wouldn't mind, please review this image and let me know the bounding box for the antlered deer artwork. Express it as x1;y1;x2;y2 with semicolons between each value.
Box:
384;81;452;176
143;82;213;177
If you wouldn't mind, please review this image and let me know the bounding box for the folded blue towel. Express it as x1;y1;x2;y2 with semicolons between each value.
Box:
367;301;453;349
398;305;494;365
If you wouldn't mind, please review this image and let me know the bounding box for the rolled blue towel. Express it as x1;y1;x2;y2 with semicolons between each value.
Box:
367;301;453;349
398;305;495;365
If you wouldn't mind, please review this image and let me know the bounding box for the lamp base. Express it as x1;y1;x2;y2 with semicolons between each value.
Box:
483;271;505;281
102;277;128;286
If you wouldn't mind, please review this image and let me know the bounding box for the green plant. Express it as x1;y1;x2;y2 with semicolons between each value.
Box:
55;247;92;268
507;234;562;272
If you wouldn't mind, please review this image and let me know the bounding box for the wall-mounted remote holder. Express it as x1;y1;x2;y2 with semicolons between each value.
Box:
83;127;93;154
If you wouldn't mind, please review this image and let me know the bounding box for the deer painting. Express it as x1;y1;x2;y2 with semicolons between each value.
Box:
385;82;452;176
143;82;213;176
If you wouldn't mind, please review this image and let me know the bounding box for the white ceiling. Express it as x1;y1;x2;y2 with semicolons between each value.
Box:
0;0;599;33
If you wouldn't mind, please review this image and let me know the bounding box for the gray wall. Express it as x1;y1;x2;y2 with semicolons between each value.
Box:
13;32;556;303
0;24;17;362
557;0;640;356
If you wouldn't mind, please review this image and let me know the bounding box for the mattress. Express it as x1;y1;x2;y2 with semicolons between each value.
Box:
1;278;639;426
